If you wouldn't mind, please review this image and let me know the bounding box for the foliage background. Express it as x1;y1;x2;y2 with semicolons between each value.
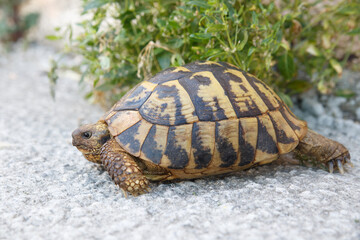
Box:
0;0;39;43
48;0;360;107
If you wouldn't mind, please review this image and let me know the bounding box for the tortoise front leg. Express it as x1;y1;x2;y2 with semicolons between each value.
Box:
294;129;352;173
100;139;151;196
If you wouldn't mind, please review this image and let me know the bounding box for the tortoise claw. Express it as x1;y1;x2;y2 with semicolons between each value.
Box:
328;161;334;174
336;159;345;174
326;152;351;174
121;189;128;198
130;186;151;196
347;158;354;168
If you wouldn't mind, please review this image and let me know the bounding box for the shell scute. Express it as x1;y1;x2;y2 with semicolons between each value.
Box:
178;71;236;121
238;117;257;166
116;119;152;157
113;81;157;111
140;80;198;125
214;119;239;168
253;114;280;164
269;111;299;154
140;125;169;164
244;73;280;111
162;124;192;169
107;110;142;136
190;121;215;169
147;67;191;84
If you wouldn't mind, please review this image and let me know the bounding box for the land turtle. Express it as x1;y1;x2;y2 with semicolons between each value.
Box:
72;61;351;196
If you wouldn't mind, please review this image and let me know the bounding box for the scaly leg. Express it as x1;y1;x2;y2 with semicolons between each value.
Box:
100;139;151;196
294;129;352;173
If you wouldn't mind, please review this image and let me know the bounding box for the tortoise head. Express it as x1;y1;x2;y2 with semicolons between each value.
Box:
72;120;111;164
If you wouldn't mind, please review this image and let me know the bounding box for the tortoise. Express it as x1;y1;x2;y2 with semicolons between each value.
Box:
72;61;352;196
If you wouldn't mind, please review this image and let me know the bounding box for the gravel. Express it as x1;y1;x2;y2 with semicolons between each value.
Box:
355;107;360;120
1;45;360;240
301;97;326;117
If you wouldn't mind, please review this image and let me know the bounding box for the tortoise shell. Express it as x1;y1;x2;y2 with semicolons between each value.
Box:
103;61;307;175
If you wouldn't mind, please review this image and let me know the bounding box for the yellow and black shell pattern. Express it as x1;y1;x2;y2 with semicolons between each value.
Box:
103;61;307;172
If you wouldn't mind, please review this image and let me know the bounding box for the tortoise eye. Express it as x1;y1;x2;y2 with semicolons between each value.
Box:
82;131;92;139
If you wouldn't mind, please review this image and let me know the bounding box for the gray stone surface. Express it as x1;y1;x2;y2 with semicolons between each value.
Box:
1;46;360;240
356;108;360;121
301;98;326;117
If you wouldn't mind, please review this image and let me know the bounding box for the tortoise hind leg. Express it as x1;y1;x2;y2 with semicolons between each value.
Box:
100;139;151;196
293;129;352;173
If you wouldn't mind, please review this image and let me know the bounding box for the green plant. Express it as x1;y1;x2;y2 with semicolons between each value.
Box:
49;0;360;106
0;0;40;43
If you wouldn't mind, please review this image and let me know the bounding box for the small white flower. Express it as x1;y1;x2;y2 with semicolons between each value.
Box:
131;19;137;25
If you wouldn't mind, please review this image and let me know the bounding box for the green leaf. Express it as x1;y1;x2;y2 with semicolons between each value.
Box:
261;37;272;46
171;54;185;66
189;32;212;40
93;79;100;88
347;28;360;35
80;67;89;84
23;13;40;30
99;56;110;70
177;7;195;18
280;41;290;51
237;30;248;51
186;1;212;9
247;46;256;56
329;58;342;74
157;51;172;69
277;92;293;108
168;20;181;30
45;35;62;41
278;52;295;79
204;48;224;59
306;44;321;56
207;24;225;32
267;2;274;13
85;91;93;99
83;0;108;12
251;11;258;25
329;59;342;75
337;4;360;15
223;0;235;17
156;18;166;28
167;38;184;48
47;59;58;100
96;82;114;91
335;89;356;99
287;80;312;94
